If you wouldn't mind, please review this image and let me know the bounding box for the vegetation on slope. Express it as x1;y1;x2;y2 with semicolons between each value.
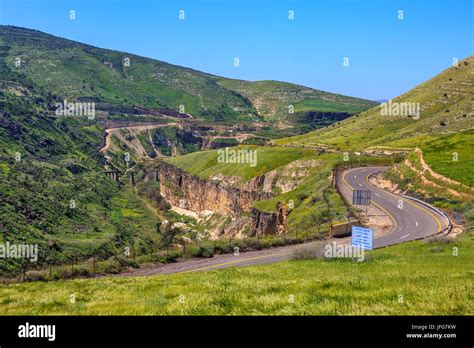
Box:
164;145;317;183
273;55;474;231
388;129;474;187
0;234;471;315
0;26;257;122
218;79;377;122
0;35;164;276
276;55;473;151
0;25;376;123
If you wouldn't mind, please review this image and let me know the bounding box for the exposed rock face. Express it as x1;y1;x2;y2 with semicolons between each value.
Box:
159;161;274;217
250;202;290;236
250;208;277;236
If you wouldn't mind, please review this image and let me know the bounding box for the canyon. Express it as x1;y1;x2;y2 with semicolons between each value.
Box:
157;161;291;236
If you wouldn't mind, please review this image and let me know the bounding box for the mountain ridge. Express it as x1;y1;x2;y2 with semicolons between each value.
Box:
0;25;376;122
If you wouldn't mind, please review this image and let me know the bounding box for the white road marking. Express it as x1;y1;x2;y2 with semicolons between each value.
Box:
415;221;419;227
375;193;381;197
354;175;357;179
358;183;363;187
400;234;410;239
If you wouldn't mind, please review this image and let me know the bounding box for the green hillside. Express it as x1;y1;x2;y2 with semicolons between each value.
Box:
165;146;317;183
270;57;474;233
0;31;163;276
0;25;375;123
218;79;377;121
0;26;257;122
277;55;473;152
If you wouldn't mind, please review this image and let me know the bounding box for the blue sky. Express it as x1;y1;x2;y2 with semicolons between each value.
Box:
0;0;472;100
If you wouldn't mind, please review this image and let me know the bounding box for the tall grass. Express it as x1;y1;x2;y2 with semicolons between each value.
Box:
0;234;472;315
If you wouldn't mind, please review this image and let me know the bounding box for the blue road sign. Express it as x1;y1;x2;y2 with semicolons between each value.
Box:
351;226;373;250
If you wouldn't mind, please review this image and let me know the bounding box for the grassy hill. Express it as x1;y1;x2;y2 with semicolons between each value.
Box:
0;25;375;123
277;55;473;152
0;30;165;276
218;79;377;122
165;146;317;183
273;56;474;231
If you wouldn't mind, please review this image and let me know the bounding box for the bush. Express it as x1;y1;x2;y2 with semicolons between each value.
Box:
291;242;325;260
191;246;214;258
25;270;48;282
102;262;122;274
424;235;453;246
158;251;180;263
71;266;91;277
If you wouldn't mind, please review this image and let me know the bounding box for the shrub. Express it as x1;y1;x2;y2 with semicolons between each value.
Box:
158;251;180;263
291;242;325;260
191;246;214;258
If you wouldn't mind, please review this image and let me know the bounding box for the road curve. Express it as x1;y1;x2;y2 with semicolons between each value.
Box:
342;166;448;248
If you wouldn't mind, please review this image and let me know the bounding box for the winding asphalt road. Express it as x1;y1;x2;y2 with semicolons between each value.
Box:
342;166;448;248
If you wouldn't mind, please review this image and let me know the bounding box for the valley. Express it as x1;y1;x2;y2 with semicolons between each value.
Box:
0;24;472;316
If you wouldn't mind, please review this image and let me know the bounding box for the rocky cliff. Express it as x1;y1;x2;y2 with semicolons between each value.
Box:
250;202;290;236
158;161;274;218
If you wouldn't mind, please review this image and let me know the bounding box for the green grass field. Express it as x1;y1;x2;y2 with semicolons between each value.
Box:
0;234;472;315
421;130;474;187
165;146;318;183
293;98;368;114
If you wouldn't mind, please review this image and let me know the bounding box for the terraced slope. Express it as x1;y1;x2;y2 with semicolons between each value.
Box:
0;25;376;123
218;79;377;122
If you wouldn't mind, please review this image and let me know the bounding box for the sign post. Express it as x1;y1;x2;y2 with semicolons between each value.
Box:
352;190;371;216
